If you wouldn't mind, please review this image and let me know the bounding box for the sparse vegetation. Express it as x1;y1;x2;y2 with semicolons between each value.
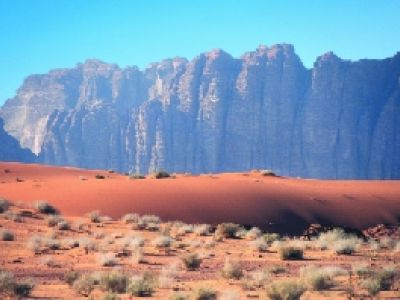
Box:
0;229;14;241
97;253;118;267
129;173;146;179
152;170;170;179
100;270;129;293
266;279;305;300
35;201;58;214
221;258;243;279
300;265;347;291
127;273;156;297
181;253;202;270
193;287;217;300
73;273;96;296
278;246;303;260
64;270;80;286
95;174;106;179
121;213;140;224
215;223;242;240
0;199;10;213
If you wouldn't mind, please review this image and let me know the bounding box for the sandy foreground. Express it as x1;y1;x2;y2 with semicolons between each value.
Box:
1;162;400;234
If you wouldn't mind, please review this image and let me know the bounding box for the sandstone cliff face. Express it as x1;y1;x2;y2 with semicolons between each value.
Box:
0;118;35;162
1;45;399;178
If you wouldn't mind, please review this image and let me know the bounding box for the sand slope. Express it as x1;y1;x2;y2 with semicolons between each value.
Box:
1;162;400;234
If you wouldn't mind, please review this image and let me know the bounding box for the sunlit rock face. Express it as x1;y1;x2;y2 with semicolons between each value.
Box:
1;45;399;179
0;117;35;162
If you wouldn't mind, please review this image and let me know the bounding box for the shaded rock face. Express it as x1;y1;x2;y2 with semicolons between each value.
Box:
1;45;399;178
0;118;35;162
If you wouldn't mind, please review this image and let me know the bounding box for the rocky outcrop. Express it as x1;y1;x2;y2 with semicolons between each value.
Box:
0;118;35;162
1;45;399;178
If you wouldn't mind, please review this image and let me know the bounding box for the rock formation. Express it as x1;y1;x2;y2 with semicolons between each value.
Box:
1;44;399;178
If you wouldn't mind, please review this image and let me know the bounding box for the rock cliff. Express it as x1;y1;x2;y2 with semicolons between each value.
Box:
1;45;399;178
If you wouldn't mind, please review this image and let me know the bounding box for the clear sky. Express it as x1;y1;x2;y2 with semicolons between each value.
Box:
0;0;399;105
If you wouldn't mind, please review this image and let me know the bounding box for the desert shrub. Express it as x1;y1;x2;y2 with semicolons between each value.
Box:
0;270;15;295
215;223;242;240
35;201;58;214
100;270;129;293
299;265;347;291
95;174;106;179
14;282;34;298
152;170;170;179
64;271;80;286
260;169;276;176
158;263;178;289
43;237;61;250
27;235;42;254
193;287;217;300
131;246;145;264
127;273;155;297
194;224;211;236
220;290;240;300
87;210;102;223
0;230;14;241
57;220;71;230
376;267;397;290
251;237;268;252
169;292;189;300
362;278;381;296
47;215;62;227
278;246;303;260
73;274;96;296
121;213;140;224
266;279;305;300
3;212;23;223
79;237;97;253
333;237;361;255
317;228;362;254
41;256;59;268
97;253;117;267
221;258;243;279
242;269;269;290
129;173;146;179
267;265;287;275
353;264;373;278
264;233;280;244
379;237;396;249
103;293;121;300
246;227;263;240
0;199;10;213
140;214;161;224
152;235;174;249
181;253;202;270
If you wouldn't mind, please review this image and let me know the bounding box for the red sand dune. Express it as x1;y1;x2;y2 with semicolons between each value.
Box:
1;162;400;234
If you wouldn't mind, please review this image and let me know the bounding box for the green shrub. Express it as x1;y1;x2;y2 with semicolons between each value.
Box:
0;199;10;213
127;273;155;297
0;230;14;241
64;271;80;286
35;201;58;214
266;279;305;300
193;287;217;300
181;253;202;271
100;270;129;293
278;246;303;260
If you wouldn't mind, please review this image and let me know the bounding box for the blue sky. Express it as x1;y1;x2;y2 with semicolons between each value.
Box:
0;0;399;105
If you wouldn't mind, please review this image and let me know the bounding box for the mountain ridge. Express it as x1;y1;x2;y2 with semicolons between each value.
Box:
1;44;399;179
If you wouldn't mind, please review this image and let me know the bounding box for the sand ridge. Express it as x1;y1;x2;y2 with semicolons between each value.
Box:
1;162;400;234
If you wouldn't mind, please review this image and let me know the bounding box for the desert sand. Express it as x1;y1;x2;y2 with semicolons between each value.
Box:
1;162;400;234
